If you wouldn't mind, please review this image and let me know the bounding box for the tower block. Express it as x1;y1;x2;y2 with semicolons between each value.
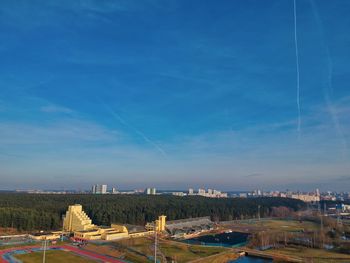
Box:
156;215;167;232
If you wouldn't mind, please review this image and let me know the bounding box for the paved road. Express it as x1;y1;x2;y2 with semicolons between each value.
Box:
0;245;126;263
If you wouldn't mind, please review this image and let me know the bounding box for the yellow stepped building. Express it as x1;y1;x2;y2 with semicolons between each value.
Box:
63;204;162;241
63;204;96;232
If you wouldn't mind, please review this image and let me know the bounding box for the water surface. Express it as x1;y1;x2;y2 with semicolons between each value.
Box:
231;256;272;263
184;232;249;247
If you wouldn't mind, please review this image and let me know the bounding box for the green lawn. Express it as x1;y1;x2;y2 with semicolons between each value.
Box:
15;250;96;263
262;220;319;231
114;237;227;263
123;252;152;263
159;240;227;262
269;247;350;263
237;219;320;233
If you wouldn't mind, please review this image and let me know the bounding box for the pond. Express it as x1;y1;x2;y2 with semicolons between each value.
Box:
230;256;272;263
183;231;249;247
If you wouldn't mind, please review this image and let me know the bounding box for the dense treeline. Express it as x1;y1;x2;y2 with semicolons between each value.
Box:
0;193;305;231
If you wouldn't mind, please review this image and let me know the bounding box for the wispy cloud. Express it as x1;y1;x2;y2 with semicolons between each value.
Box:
0;119;119;145
309;0;348;154
100;100;167;157
40;104;73;114
246;173;263;178
0;0;160;29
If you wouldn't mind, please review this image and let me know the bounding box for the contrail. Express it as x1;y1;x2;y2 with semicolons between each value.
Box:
100;100;167;157
293;0;301;133
309;0;348;154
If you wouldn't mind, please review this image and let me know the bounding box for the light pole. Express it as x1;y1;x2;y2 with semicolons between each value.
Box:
42;238;47;263
61;215;65;242
154;222;157;263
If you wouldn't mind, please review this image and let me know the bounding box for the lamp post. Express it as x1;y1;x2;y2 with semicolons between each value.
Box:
61;215;65;242
154;222;157;263
42;237;47;263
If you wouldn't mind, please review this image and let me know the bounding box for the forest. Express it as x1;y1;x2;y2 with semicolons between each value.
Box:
0;193;305;231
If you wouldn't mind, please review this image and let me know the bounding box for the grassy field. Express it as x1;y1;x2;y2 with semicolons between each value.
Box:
0;243;34;250
113;237;228;263
160;242;226;262
230;219;320;233
0;227;21;235
83;243;123;257
0;240;68;250
193;252;238;263
269;247;350;263
14;250;96;263
257;219;319;232
83;243;150;263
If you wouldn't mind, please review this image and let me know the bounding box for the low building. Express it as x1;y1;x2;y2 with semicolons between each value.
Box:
188;188;228;198
290;194;320;203
74;226;129;241
29;232;61;241
165;216;214;237
172;192;185;196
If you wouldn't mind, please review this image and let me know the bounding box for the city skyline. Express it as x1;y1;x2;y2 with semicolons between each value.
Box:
1;0;350;191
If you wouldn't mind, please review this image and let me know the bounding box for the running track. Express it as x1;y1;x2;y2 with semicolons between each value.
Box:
0;245;125;263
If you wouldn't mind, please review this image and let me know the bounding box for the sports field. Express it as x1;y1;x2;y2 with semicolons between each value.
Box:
14;250;95;263
0;245;125;263
114;237;228;262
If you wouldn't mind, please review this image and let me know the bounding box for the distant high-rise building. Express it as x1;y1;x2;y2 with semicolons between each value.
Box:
207;189;213;195
198;188;206;195
213;189;221;195
145;188;156;195
92;184;107;194
188;188;194;195
239;193;247;198
112;187;118;194
316;188;320;196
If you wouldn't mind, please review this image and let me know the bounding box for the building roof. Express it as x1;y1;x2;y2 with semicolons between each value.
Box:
165;217;214;235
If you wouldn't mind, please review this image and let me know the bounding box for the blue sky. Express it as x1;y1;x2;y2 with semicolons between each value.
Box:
0;0;349;191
